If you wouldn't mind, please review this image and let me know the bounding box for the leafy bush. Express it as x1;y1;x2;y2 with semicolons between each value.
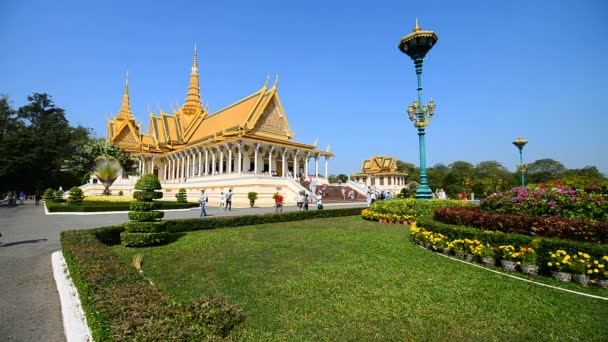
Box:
120;231;171;247
125;221;168;233
369;198;473;220
135;174;162;191
247;192;258;206
176;188;187;203
417;218;608;275
128;211;164;222
434;207;608;244
118;190;123;196
124;174;168;246
133;190;163;202
60;228;244;340
43;188;55;201
480;185;608;222
166;207;364;233
45;201;197;212
53;190;65;203
68;186;83;203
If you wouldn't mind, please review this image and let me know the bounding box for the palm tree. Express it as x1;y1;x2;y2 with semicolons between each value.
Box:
92;157;123;195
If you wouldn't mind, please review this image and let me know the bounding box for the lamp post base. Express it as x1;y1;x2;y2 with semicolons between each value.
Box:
415;185;433;200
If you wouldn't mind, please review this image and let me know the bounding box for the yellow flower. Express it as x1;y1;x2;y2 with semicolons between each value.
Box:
594;269;599;273
583;253;590;259
594;260;599;265
599;264;605;268
588;270;593;274
547;262;553;267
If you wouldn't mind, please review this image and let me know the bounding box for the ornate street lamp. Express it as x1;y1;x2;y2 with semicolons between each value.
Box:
399;19;439;200
512;136;528;187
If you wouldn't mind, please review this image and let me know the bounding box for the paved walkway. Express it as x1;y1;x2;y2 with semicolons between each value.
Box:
0;200;365;341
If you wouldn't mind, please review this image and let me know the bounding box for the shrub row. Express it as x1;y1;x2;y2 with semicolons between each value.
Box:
127;211;164;222
370;199;473;220
120;231;171;247
96;208;364;243
165;207;364;233
124;221;168;233
434;207;608;244
416;218;608;275
60;228;244;340
46;201;198;212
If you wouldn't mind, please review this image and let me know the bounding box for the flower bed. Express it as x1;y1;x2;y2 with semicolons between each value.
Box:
480;184;608;222
361;209;414;224
433;207;608;244
412;219;608;289
366;198;472;221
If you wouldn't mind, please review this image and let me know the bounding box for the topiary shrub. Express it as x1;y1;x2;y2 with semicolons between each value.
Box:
118;190;124;196
122;174;169;247
176;188;187;203
54;190;65;203
44;188;55;201
68;186;83;203
247;192;258;207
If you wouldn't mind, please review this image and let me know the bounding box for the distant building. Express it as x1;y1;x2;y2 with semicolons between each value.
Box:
351;156;408;193
82;45;333;205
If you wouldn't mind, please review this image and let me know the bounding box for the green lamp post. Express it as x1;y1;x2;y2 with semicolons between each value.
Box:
399;19;438;200
512;136;528;187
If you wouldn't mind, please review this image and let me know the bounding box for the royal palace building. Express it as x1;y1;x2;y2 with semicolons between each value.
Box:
351;155;408;194
82;46;334;205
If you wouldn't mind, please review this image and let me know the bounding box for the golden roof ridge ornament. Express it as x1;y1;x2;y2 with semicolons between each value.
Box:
272;73;279;88
117;70;133;120
182;44;203;116
414;18;421;32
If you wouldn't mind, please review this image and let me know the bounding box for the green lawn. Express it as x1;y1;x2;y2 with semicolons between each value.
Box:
114;216;608;340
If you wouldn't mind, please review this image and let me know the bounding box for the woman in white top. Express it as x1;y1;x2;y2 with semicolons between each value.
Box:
316;191;323;209
219;192;226;208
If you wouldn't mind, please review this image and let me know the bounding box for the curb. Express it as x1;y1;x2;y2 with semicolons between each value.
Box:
51;251;93;342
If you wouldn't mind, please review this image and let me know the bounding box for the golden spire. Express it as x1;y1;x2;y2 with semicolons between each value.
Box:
182;43;203;116
117;71;133;120
414;18;421;32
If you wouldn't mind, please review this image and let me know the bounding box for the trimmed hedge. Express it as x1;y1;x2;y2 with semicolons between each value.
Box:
370;199;473;220
46;201;197;212
434;207;608;244
68;187;83;203
120;231;171;247
125;221;168;233
417;218;608;275
60;228;244;340
165;207;364;233
128;211;165;222
133;191;163;202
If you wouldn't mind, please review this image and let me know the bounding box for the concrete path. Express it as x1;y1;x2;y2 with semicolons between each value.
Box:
0;200;365;341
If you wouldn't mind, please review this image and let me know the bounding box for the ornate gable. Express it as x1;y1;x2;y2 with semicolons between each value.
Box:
114;124;139;146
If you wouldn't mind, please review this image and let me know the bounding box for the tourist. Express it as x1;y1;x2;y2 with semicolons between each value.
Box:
341;187;346;200
304;193;309;211
219;192;225;208
297;191;304;211
275;193;284;212
199;190;208;217
19;191;25;205
338;179;342;187
316;191;323;210
370;191;377;204
35;191;42;206
7;191;15;207
224;189;233;211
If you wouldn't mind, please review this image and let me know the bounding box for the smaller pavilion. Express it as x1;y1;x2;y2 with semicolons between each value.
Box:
351;156;408;193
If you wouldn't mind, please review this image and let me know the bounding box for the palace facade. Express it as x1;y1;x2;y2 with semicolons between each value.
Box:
351;155;408;194
82;46;333;206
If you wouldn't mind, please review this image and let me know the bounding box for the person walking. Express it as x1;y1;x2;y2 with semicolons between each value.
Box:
224;189;233;211
275;193;284;213
219;192;225;208
316;191;323;210
34;191;42;206
199;190;208;217
304;193;309;211
297;191;304;211
19;191;25;205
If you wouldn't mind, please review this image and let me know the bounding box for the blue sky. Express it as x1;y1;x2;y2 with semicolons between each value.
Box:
1;0;607;176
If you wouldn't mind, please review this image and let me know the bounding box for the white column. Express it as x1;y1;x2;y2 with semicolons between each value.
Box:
305;152;310;178
198;148;202;176
211;149;216;175
226;144;232;174
254;144;259;174
163;158;167;181
218;147;224;174
204;148;209;175
315;155;319;177
186;152;190;178
268;145;275;173
293;150;300;179
237;143;242;174
281;148;287;177
325;156;329;180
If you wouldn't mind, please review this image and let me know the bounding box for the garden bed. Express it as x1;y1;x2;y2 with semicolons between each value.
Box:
46;200;198;212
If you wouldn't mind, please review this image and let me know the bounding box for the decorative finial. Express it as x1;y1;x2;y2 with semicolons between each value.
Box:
192;43;198;73
272;73;279;88
126;70;129;87
414;18;421;32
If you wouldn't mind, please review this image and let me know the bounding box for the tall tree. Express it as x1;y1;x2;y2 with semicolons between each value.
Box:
66;137;137;182
526;158;566;183
396;160;420;183
474;160;512;195
444;161;474;196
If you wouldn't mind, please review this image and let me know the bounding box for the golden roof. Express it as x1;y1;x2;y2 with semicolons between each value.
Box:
354;155;407;176
107;49;332;157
